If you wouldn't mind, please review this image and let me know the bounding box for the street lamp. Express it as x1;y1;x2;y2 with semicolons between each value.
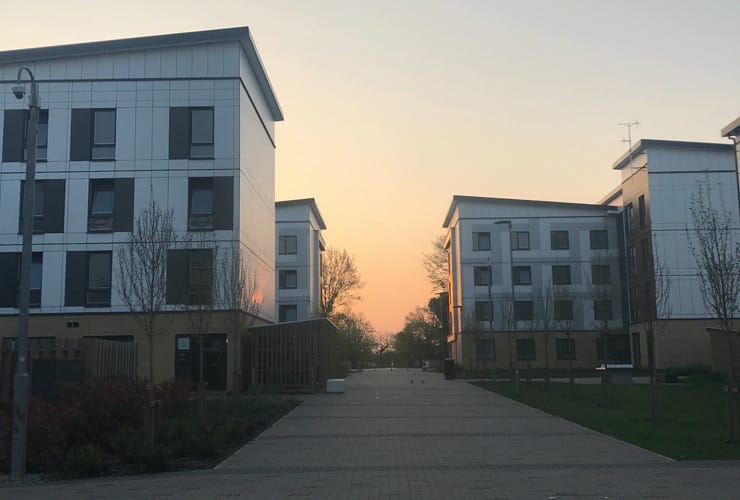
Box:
10;67;40;480
495;220;518;394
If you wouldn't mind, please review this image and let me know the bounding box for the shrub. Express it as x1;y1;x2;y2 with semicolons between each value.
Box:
153;379;192;418
60;444;108;478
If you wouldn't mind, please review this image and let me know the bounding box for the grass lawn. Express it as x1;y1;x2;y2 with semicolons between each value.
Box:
472;376;740;460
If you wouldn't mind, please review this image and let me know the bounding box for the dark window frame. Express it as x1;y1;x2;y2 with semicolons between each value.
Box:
554;300;573;321
550;230;569;250
189;107;215;159
589;230;609;250
556;338;575;360
90;109;116;161
638;195;646;229
187;249;214;305
517;338;536;361
188;178;215;231
552;265;571;285
86;251;112;307
476;337;495;361
473;266;491;286
474;301;492;322
513;266;532;285
472;232;491;251
594;300;613;321
591;264;611;285
279;304;298;322
512;231;530;250
279;235;298;255
279;269;298;289
88;179;115;232
514;300;534;321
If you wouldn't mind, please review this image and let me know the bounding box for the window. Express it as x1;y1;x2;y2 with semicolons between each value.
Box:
627;246;637;276
86;252;112;307
552;265;571;285
0;252;43;307
512;231;530;250
472;232;491;251
550;230;569;250
88;180;114;231
517;338;536;361
476;338;495;361
279;270;298;289
474;301;492;322
187;250;213;305
19;179;66;234
594;300;613;321
189;178;214;230
625;203;634;235
29;253;42;306
641;239;650;273
169;107;214;159
514;300;533;321
591;264;610;285
513;266;531;285
279;235;298;255
638;195;646;229
70;109;116;161
629;287;640;321
597;336;631;363
2;109;48;162
589;230;608;249
473;266;491;286
279;304;298;322
556;338;575;360
554;300;573;321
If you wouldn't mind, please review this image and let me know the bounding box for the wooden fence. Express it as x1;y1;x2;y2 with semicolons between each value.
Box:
249;319;337;392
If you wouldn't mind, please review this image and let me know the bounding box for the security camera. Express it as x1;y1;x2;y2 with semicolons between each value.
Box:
12;85;25;100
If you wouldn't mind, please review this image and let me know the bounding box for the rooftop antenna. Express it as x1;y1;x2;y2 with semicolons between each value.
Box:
619;120;640;170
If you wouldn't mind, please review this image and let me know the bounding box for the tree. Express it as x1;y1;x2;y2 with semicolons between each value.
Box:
115;197;177;441
216;244;263;403
689;178;740;440
553;284;577;398
332;311;376;370
393;306;447;368
422;234;449;294
535;282;556;387
589;251;620;406
320;247;365;317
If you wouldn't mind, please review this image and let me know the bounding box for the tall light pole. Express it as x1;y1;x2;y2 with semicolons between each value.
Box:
11;67;40;480
495;220;518;394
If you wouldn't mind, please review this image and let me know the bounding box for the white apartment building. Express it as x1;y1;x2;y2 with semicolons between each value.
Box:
443;196;625;371
611;139;740;370
275;199;326;322
0;27;282;390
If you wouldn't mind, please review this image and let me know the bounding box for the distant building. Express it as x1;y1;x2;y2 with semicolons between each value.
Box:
443;195;625;370
0;27;283;392
275;199;326;322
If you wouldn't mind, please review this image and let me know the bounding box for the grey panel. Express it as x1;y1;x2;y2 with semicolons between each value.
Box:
69;109;91;161
0;253;19;307
213;176;233;230
44;179;66;233
168;107;190;160
2;110;25;162
113;178;134;232
166;249;188;304
64;251;87;306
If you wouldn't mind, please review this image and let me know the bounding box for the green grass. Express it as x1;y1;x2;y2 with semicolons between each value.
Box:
472;376;740;460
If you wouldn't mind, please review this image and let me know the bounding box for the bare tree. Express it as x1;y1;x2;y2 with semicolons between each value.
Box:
688;178;740;440
589;252;619;406
422;234;449;294
216;244;263;403
500;299;518;394
553;284;577;398
536;282;556;387
643;242;672;421
320;247;365;317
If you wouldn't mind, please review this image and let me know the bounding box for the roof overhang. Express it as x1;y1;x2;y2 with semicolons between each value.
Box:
721;117;740;139
275;198;327;230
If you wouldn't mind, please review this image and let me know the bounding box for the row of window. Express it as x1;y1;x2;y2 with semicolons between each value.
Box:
472;229;609;252
472;264;611;286
624;195;647;234
475;336;624;362
472;298;614;322
2;106;214;163
6;176;232;234
627;238;651;276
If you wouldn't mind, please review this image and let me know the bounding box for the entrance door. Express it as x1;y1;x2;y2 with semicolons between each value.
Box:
175;334;227;390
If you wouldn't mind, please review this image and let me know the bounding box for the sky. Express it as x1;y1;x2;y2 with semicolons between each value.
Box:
2;0;740;334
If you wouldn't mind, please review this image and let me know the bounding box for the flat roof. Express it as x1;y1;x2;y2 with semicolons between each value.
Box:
598;186;623;206
0;26;283;121
721;117;740;138
612;139;731;170
275;198;327;229
443;195;618;228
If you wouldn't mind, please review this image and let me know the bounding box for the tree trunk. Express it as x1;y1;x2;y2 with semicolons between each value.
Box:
198;333;206;423
568;358;574;399
726;333;738;441
544;334;550;387
147;329;156;444
648;330;658;422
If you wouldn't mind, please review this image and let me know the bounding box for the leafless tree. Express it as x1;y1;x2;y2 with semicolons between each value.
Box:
321;247;365;317
216;244;263;404
535;282;556;387
422;234;449;294
688;178;740;440
500;299;518;394
589;252;619;406
115;197;177;442
553;284;577;398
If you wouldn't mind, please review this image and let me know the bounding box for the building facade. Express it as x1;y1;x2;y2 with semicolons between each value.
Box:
443;196;626;371
275;198;326;322
0;27;282;391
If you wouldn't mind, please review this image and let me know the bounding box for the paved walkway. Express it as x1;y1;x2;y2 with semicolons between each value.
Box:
3;369;740;499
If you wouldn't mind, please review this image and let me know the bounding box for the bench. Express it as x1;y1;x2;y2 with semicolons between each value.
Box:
595;364;633;384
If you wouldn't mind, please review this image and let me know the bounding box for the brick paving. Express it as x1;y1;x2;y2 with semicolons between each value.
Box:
3;368;740;499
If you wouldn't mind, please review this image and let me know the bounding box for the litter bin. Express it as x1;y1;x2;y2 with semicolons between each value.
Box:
444;358;456;380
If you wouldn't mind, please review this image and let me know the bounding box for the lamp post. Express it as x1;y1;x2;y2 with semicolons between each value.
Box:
495;220;518;394
487;257;495;382
10;67;40;480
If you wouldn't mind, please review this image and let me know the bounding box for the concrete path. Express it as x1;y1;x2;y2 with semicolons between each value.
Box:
3;368;740;499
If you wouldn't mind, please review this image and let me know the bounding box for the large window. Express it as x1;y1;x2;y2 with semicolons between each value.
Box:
590;230;608;250
189;178;214;230
19;179;66;234
165;249;214;305
556;338;575;360
473;266;491;286
474;301;492;322
279;270;298;289
514;300;533;321
473;232;491;251
552;265;571;285
513;266;531;285
2;109;48;162
554;300;573;321
594;300;613;321
476;338;495;361
591;264;610;285
279;235;298;255
169;107;214;159
86;252;112;306
279;304;298;322
517;338;536;361
70;109;116;161
512;231;530;250
550;230;569;250
0;252;42;307
88;180;114;231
